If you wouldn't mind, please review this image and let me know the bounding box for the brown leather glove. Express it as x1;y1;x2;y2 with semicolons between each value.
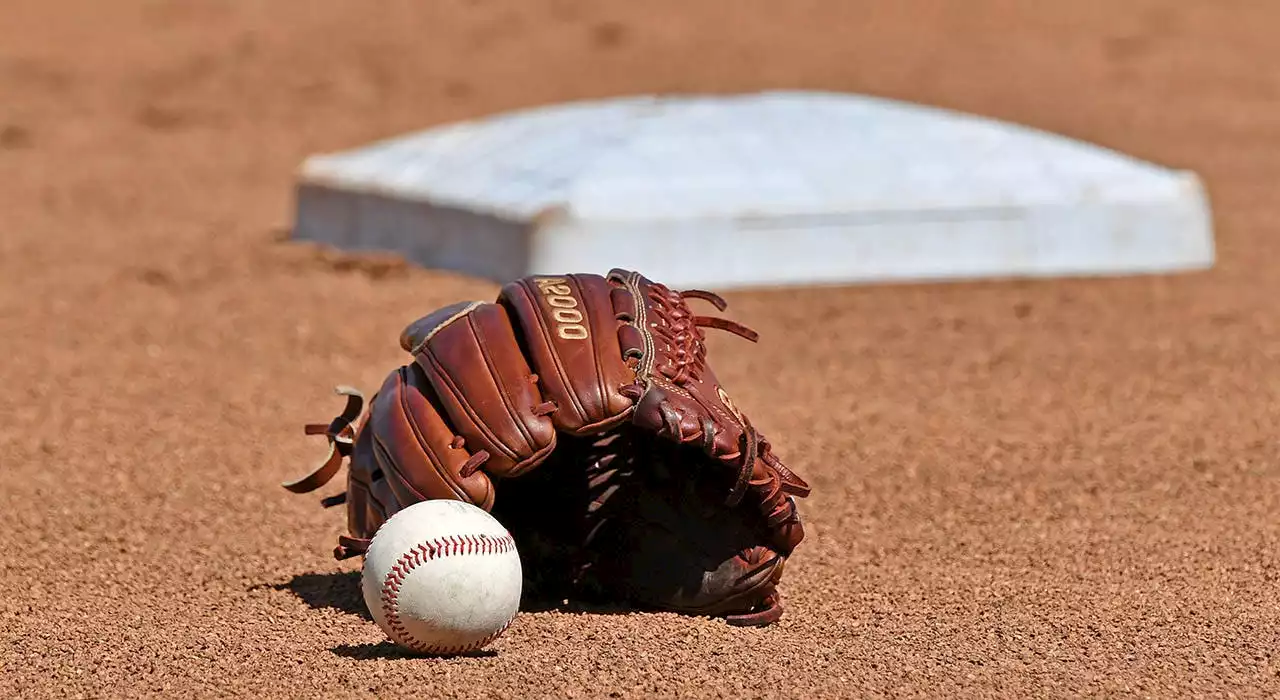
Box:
284;269;811;625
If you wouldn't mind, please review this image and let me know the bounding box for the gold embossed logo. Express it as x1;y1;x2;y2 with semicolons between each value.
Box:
717;387;745;425
535;277;588;340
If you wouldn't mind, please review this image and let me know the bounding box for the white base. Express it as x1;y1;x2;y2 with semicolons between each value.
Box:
522;188;1213;289
292;91;1215;291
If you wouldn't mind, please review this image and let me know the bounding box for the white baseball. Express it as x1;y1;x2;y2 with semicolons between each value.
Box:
360;500;522;655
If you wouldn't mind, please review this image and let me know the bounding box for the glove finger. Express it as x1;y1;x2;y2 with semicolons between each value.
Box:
497;274;637;436
406;300;557;478
363;363;497;509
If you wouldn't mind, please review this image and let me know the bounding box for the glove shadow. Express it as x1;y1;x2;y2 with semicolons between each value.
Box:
264;565;644;623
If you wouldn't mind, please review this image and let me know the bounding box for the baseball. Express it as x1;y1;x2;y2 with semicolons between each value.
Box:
360;499;523;656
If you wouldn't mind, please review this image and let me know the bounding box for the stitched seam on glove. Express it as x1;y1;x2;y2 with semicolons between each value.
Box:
580;277;612;421
649;375;743;431
469;313;541;451
421;344;520;465
393;376;469;502
406;301;485;354
620;272;658;380
525;277;588;422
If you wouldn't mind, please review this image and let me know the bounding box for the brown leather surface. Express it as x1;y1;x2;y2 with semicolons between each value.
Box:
498;274;637;435
368;364;496;508
410;301;558;478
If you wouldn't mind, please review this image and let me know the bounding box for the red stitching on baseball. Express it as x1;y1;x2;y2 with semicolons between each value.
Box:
380;532;517;655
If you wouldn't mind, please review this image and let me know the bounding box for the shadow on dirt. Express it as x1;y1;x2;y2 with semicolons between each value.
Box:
260;569;656;661
263;573;645;621
330;641;498;661
265;570;371;620
517;596;643;617
263;569;646;621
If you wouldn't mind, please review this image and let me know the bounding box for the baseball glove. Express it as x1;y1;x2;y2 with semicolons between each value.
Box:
283;269;811;625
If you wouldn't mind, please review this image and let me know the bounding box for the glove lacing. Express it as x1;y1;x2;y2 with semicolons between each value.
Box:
619;283;802;538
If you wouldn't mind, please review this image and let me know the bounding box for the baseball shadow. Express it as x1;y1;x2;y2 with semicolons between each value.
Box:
264;570;372;621
265;569;646;621
260;572;510;660
265;569;641;661
330;641;498;661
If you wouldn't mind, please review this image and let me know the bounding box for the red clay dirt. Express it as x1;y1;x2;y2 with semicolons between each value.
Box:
2;1;1278;698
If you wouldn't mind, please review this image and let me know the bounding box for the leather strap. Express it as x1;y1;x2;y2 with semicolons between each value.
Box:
281;386;364;494
333;535;371;560
725;592;784;627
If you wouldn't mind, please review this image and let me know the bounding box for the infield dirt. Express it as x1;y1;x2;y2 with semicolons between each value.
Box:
2;2;1278;698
